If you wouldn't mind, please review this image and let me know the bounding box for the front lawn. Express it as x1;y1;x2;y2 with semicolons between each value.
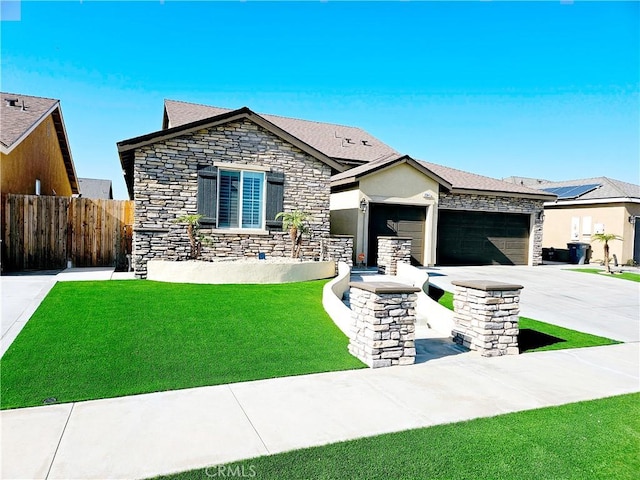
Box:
437;291;619;352
152;392;640;480
567;268;640;283
0;280;365;410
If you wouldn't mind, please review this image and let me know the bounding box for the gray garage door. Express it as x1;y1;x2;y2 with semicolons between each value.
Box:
368;204;425;266
437;210;530;265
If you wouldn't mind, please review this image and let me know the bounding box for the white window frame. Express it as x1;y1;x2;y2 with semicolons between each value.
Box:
216;168;266;231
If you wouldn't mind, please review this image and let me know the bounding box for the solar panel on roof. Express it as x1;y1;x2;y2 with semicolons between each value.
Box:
541;183;601;199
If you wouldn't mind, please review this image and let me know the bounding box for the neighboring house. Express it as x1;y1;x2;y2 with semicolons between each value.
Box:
78;178;113;199
118;106;347;278
1;92;79;197
119;99;556;277
331;154;554;267
504;177;640;264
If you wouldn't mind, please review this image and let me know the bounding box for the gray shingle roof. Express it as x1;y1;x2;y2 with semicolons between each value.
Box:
78;178;113;199
532;177;640;201
419;160;554;197
164;99;398;163
0;92;58;149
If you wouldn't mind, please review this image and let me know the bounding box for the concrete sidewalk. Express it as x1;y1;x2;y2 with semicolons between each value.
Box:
2;343;638;480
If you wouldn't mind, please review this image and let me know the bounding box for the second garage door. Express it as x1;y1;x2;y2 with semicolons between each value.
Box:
437;210;530;265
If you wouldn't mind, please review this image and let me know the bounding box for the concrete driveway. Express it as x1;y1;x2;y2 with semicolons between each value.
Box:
427;264;640;343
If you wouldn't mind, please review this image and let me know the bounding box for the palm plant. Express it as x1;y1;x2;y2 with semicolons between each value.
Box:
275;210;310;258
592;232;622;273
174;214;204;260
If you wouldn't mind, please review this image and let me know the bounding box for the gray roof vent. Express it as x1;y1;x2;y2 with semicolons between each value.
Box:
4;98;19;107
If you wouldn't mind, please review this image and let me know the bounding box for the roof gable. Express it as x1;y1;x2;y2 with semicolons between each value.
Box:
1;92;79;194
163;99;399;164
331;154;452;190
118;107;347;199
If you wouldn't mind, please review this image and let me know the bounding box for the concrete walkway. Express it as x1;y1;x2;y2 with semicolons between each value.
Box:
2;343;638;480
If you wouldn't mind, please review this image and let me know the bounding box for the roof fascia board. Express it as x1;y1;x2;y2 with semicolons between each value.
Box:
0;101;60;155
544;197;640;207
52;106;79;194
450;187;556;201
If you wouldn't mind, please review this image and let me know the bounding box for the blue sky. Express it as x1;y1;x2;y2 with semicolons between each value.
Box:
2;1;638;200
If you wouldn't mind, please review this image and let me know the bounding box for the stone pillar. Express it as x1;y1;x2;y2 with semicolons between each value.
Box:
451;281;523;357
348;282;419;368
377;237;411;275
322;236;353;273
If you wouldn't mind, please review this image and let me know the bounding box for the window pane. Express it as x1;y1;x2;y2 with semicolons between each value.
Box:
219;171;240;228
242;172;263;228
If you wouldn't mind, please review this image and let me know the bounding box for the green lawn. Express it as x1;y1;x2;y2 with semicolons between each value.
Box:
151;392;640;480
567;268;640;283
0;280;365;410
437;291;619;352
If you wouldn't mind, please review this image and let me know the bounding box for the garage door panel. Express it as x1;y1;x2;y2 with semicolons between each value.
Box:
437;210;530;265
369;204;426;266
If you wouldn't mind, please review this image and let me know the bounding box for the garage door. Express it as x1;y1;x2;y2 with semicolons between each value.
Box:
368;204;425;266
437;210;530;265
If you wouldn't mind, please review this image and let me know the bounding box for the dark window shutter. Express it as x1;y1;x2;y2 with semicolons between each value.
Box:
265;171;284;229
197;166;218;224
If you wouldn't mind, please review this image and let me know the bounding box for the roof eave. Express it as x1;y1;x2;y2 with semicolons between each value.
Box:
544;197;640;207
450;187;556;201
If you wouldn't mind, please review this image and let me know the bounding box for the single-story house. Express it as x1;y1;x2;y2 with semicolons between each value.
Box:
119;99;556;277
1;92;79;197
505;176;640;264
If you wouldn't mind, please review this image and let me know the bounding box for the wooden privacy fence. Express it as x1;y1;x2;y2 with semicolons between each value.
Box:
2;194;134;271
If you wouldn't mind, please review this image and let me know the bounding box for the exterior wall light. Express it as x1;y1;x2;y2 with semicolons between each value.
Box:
537;211;545;221
629;216;636;225
360;198;368;213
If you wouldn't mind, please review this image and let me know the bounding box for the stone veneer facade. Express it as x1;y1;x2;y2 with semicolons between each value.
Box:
438;192;545;266
321;236;353;274
132;119;334;278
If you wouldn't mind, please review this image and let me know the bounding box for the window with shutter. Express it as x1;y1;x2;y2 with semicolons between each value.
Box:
197;166;218;224
198;166;282;231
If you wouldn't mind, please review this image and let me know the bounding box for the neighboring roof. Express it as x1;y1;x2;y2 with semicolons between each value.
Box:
118;107;348;199
419;161;556;199
78;178;113;199
0;92;79;194
529;177;640;203
331;153;453;190
163;99;399;164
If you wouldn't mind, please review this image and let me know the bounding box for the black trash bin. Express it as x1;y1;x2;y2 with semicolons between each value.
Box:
567;242;591;265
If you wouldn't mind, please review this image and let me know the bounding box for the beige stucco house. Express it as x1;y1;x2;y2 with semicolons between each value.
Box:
529;177;640;265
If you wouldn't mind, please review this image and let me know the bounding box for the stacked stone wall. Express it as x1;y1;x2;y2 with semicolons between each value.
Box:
377;237;411;275
348;283;418;367
322;236;353;273
438;192;545;266
132;119;333;278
